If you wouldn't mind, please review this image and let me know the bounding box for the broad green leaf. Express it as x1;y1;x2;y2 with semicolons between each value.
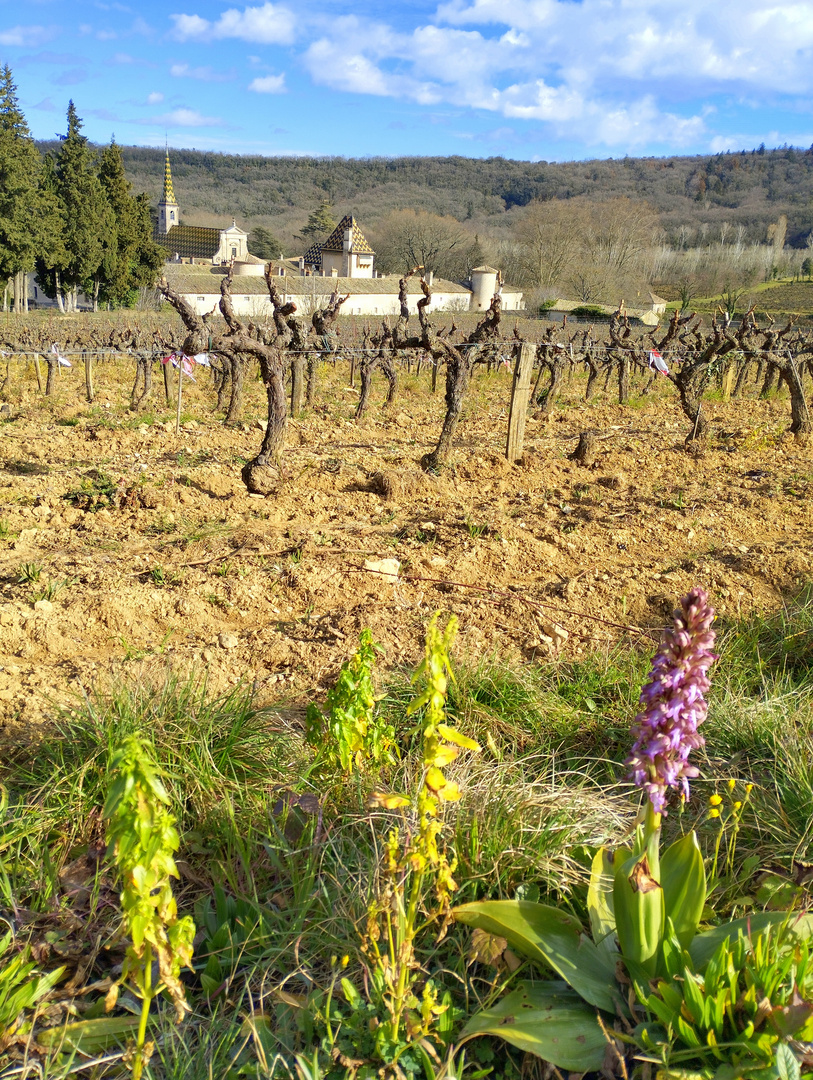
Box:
690;914;813;971
37;1016;140;1052
614;838;664;975
459;981;606;1072
661;832;706;950
453;900;620;1013
587;847;617;958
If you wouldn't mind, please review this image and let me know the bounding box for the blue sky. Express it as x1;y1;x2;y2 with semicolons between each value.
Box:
3;0;813;160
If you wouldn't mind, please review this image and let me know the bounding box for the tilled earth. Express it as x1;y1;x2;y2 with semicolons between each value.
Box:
1;356;811;734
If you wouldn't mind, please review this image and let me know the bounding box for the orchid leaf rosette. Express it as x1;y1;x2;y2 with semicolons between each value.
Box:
453;589;813;1076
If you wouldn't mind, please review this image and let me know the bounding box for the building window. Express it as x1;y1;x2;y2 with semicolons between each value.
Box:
170;211;175;221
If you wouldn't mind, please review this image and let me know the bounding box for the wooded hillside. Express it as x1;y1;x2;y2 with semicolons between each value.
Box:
34;142;813;254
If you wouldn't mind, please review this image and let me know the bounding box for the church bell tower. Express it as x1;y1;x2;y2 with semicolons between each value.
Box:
157;150;179;234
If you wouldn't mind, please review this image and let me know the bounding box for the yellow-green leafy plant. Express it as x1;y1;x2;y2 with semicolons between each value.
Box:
305;629;395;775
454;588;813;1078
359;613;480;1070
103;735;195;1080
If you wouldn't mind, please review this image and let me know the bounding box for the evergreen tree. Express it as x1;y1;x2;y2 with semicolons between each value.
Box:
248;225;286;260
36;102;112;312
300;199;336;242
0;66;46;311
97;139;163;306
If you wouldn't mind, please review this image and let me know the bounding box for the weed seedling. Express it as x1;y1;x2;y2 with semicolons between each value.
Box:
30;577;75;603
150;565;179;587
17;562;43;584
464;518;493;540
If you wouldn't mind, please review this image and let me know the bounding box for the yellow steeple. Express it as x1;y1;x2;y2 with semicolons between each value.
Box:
162;151;176;205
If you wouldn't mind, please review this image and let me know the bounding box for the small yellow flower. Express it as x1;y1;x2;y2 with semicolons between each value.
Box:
733;801;742;811
341;955;349;968
709;808;720;818
728;778;736;791
709;794;723;807
745;783;754;793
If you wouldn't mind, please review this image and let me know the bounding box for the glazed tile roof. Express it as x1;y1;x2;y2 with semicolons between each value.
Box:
322;215;374;254
303;242;323;267
161;152;176;205
155;225;221;260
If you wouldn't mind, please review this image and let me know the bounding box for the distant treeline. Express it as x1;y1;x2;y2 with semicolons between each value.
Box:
33;141;813;250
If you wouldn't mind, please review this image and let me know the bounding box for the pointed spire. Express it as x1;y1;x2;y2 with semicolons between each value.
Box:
162;150;176;205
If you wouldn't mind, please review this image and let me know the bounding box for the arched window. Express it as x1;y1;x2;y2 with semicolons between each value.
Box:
170;211;175;221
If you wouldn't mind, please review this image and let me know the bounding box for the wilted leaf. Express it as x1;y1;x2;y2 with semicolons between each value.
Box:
368;791;410;810
468;928;508;967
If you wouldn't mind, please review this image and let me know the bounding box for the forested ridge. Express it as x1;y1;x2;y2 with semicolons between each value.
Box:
33;141;813;251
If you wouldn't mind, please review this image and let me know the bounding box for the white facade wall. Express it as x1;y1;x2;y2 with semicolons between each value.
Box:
213;226;249;265
499;290;525;312
179;289;473;318
321;250;375;278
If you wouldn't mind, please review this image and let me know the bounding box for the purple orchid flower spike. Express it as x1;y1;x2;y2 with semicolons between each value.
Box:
626;588;718;814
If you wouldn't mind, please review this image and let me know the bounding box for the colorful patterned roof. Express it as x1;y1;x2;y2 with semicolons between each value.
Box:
303;242;323;267
155;225;220;260
321;215;375;255
162;151;176;205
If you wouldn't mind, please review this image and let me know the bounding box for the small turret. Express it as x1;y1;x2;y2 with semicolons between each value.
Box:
470;265;499;310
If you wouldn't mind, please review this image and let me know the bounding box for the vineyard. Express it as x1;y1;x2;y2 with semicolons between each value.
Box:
0;275;812;731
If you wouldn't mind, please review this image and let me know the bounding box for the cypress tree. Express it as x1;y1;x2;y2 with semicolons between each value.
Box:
0;66;45;311
36;101;112;312
97;139;163;307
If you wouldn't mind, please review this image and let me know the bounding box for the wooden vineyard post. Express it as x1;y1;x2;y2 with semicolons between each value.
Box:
175;359;184;435
84;349;95;402
722;363;735;401
33;353;42;392
290;355;304;416
350;353;356;388
431;356;438;393
163;357;172;404
505;342;535;463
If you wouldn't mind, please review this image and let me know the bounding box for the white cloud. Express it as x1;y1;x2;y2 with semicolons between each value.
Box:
248;73;286;93
148;108;226;128
298;0;813;148
170;63;233;81
147;91;164;103
171;3;295;45
0;25;56;47
156;0;813;152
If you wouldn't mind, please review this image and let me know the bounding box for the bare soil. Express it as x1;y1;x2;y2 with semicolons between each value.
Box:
1;356;811;735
